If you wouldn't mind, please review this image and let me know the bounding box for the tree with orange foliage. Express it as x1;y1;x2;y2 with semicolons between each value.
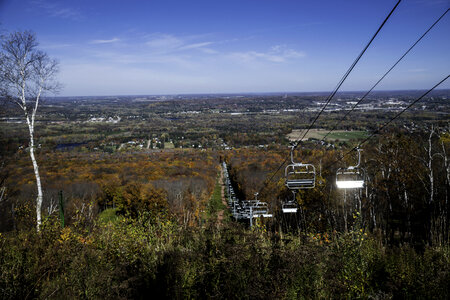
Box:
117;182;168;218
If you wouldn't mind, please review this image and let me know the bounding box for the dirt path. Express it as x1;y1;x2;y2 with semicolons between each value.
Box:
217;166;227;225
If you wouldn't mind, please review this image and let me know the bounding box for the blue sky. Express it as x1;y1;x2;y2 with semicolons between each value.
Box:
1;0;449;96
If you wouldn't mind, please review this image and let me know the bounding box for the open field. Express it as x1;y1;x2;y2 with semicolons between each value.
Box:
164;142;175;149
287;129;369;142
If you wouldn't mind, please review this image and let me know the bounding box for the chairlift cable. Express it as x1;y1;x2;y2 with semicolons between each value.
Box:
325;74;449;172
258;0;402;195
313;75;449;196
317;8;449;145
291;0;402;150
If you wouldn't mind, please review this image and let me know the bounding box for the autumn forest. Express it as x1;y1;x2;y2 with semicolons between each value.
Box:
0;86;449;298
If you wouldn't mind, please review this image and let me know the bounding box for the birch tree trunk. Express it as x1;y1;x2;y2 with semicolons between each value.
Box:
25;112;43;229
427;127;435;205
1;31;59;231
440;138;449;242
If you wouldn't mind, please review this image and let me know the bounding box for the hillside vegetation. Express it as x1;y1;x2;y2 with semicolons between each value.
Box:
0;93;449;298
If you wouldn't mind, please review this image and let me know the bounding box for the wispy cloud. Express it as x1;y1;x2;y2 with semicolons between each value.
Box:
179;42;214;50
200;48;219;54
90;38;120;44
31;0;82;20
230;45;305;63
146;34;184;50
79;32;306;74
86;49;196;69
58;32;309;95
144;33;216;54
40;42;72;49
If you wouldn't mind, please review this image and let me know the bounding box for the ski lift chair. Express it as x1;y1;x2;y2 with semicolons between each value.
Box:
336;148;365;189
252;202;269;216
282;191;298;213
282;202;298;213
243;193;273;218
285;144;316;190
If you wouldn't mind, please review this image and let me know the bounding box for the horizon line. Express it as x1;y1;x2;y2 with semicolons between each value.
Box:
50;88;450;98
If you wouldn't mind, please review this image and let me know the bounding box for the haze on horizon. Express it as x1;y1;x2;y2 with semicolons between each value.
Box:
1;0;449;97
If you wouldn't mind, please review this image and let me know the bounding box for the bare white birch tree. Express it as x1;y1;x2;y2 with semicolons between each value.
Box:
0;31;59;230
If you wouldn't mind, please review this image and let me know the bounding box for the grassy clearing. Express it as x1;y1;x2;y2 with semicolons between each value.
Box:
164;142;175;149
325;130;369;140
97;208;120;224
207;173;226;220
288;129;369;142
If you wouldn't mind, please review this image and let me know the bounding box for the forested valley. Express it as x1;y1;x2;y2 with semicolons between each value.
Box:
0;92;449;298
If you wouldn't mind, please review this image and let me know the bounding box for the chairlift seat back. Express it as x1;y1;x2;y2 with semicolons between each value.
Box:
252;202;268;215
282;202;298;213
336;167;365;189
285;163;316;189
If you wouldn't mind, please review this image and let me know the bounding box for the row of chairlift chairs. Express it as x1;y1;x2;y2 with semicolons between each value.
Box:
222;144;365;220
223;162;273;223
283;145;365;213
